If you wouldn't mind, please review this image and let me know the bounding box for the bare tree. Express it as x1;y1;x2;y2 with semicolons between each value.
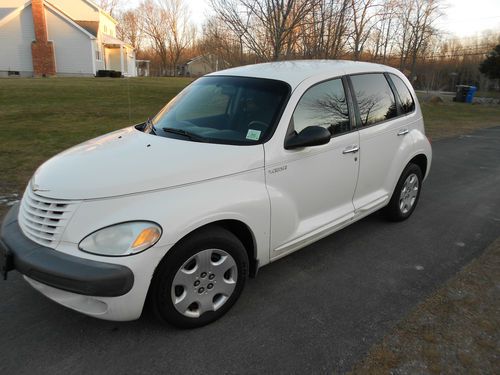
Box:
394;0;442;77
199;16;243;67
96;0;122;17
407;0;442;78
296;0;351;59
370;0;398;62
210;0;320;61
117;9;143;50
138;0;170;75
136;0;195;76
161;0;196;76
349;0;380;61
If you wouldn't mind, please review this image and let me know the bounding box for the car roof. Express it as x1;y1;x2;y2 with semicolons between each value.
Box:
208;60;402;89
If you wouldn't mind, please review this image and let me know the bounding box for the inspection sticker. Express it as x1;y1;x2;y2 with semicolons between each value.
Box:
246;129;261;141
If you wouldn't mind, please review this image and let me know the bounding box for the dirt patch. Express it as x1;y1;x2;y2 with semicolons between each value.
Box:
351;238;500;374
428;96;444;104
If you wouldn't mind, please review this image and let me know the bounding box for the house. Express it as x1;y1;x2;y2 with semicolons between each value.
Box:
0;0;136;77
178;55;228;77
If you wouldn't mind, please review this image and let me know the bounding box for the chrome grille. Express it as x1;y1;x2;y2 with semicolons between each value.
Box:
18;188;80;247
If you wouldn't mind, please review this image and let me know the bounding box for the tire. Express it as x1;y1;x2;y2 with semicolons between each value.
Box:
385;163;423;222
148;225;249;328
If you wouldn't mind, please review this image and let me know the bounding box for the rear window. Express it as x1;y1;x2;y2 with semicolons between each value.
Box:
350;74;397;127
390;74;416;114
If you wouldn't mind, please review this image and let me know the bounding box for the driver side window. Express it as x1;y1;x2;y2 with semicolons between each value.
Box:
175;85;230;121
292;79;350;136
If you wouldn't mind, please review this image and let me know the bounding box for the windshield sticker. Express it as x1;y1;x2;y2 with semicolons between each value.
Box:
246;129;261;141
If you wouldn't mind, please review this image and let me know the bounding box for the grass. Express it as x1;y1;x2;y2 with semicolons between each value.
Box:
351;237;500;374
0;76;498;209
0;77;192;196
476;90;500;99
420;101;500;141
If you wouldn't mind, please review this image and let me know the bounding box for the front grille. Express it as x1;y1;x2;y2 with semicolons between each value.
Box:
18;187;80;247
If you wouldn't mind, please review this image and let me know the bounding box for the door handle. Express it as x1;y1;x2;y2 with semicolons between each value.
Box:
397;129;409;136
343;145;359;154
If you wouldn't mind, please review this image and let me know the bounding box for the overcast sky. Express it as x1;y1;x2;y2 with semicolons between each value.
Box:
125;0;500;38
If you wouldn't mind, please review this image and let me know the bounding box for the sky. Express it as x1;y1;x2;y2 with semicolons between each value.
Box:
125;0;500;39
441;0;500;37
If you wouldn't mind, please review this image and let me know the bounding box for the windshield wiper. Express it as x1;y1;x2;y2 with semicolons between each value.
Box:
162;127;208;142
144;118;157;134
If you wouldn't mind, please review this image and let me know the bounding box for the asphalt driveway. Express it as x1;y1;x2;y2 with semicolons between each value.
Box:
1;126;499;374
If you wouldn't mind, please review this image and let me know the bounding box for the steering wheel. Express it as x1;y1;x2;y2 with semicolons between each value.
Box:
176;120;197;128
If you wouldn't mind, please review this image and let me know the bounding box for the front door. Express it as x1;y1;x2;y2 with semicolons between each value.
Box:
265;77;359;259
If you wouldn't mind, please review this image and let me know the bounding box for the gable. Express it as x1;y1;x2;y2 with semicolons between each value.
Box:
75;20;98;36
0;8;17;20
44;1;96;39
0;4;34;72
0;1;95;39
48;0;98;22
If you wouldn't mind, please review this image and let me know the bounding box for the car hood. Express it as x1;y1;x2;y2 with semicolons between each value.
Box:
31;127;264;200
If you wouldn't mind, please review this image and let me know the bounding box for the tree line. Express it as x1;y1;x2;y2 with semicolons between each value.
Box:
100;0;500;91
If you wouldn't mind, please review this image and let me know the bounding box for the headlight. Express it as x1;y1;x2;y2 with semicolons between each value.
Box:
79;222;162;256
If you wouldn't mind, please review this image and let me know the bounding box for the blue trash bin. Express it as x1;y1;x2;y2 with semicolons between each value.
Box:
466;86;477;103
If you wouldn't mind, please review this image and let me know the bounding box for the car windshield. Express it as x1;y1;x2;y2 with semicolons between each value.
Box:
150;76;290;145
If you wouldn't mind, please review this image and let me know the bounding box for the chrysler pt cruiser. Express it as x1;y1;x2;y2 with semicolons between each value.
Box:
0;61;431;327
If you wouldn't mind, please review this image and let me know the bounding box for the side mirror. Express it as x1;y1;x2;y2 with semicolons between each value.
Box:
284;126;331;150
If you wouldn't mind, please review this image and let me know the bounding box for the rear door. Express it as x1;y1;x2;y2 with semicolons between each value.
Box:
349;73;416;213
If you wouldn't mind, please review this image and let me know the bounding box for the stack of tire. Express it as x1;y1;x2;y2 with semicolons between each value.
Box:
96;70;122;78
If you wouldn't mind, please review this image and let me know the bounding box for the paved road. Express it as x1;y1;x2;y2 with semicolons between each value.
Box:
1;127;499;374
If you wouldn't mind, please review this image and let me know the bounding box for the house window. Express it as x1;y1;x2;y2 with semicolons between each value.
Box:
96;50;102;61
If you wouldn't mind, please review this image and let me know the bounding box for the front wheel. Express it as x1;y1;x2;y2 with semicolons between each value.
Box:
148;226;248;328
385;163;423;221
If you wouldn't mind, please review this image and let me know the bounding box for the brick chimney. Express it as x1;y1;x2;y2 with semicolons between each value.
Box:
31;0;56;76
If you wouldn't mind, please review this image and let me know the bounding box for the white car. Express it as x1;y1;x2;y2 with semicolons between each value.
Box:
0;61;431;327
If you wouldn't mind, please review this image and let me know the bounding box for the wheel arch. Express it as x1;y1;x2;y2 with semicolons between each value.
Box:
162;219;259;278
212;219;259;278
409;153;428;177
387;152;428;204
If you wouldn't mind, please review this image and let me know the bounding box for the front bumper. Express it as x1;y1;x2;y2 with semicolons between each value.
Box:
0;204;134;297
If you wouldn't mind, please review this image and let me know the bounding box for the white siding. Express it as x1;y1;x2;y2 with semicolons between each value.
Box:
49;0;98;22
0;5;34;73
94;40;105;71
46;7;94;75
98;13;116;37
1;0;26;9
187;60;214;76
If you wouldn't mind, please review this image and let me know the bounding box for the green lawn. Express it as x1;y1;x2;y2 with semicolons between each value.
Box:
0;77;192;195
476;90;500;99
0;77;499;198
420;101;500;141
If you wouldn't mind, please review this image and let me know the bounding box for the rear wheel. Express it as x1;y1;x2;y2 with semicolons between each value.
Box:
385;163;423;221
149;226;248;328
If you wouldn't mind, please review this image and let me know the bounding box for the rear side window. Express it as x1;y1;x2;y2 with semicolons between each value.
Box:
292;78;350;136
350;74;397;127
389;74;415;114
